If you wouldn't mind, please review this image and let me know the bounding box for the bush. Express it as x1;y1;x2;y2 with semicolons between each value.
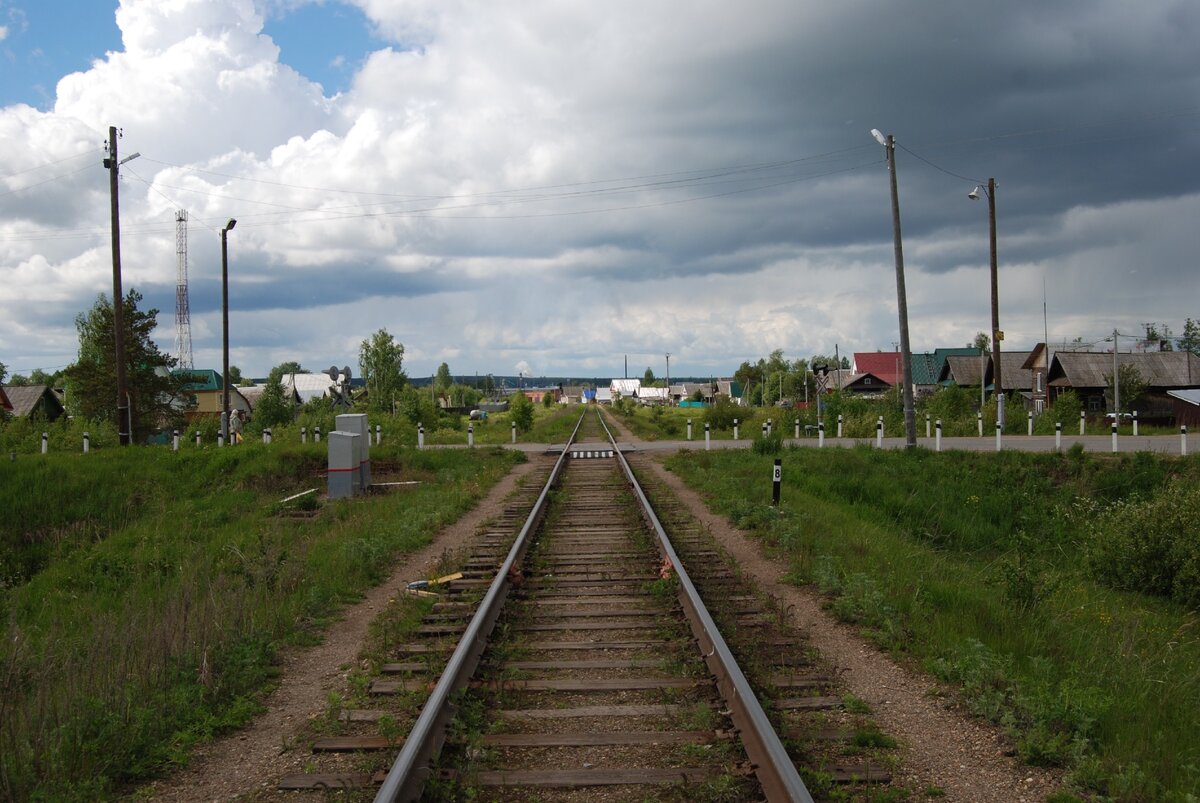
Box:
1087;478;1200;607
704;400;751;430
510;391;534;432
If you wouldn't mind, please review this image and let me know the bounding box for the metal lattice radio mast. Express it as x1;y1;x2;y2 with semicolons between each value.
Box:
174;210;194;369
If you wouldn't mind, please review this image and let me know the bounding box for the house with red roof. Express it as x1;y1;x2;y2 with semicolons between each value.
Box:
852;352;902;386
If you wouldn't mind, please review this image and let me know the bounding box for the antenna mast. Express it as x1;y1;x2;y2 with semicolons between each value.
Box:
174;210;194;369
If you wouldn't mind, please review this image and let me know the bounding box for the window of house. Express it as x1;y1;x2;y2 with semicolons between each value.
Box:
1088;396;1103;412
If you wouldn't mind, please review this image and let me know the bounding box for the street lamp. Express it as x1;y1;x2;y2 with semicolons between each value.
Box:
870;128;917;448
221;218;237;444
969;178;1003;425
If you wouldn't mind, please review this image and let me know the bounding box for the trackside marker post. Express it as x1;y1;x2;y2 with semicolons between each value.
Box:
376;424;382;445
687;419;692;440
794;418;799;439
1182;426;1188;456
512;421;516;443
1111;422;1118;453
468;423;474;448
996;421;1002;452
83;432;90;454
172;430;178;451
1133;411;1139;437
876;418;883;448
926;414;931;438
1055;422;1062;451
195;431;201;447
818;421;825;448
418;424;425;450
705;422;711;450
977;411;983;437
837;414;843;438
42;432;48;454
935;419;942;451
1080;410;1085;436
733;419;739;440
1028;411;1033;436
302;426;307;444
315;426;322;443
771;459;782;506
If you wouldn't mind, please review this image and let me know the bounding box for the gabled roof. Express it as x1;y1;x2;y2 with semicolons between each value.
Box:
636;387;669;400
1;385;65;419
837;371;889;391
610;378;641;395
1049;351;1200;389
282;372;336;402
940;355;987;387
995;351;1033;391
853;352;901;385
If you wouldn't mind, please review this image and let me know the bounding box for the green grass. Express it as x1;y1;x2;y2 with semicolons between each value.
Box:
665;446;1200;802
0;441;520;801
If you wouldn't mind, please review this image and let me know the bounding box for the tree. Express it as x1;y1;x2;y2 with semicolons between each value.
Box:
254;377;294;428
268;361;306;385
64;291;193;441
970;332;990;352
510;390;534;431
1180;319;1200;356
228;365;244;385
643;367;656;386
435;362;453;391
1105;364;1147;414
1143;323;1173;350
358;329;407;414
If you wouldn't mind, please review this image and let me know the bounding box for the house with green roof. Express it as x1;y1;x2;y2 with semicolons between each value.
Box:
172;369;250;422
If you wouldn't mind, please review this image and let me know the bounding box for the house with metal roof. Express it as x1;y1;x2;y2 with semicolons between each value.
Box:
282;372;337;403
0;384;65;421
1167;389;1200;429
853;352;902;386
609;378;641;399
636;386;670;404
174;369;251;422
910;348;981;395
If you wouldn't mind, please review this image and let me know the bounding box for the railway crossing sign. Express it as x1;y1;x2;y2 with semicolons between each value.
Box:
812;363;830;393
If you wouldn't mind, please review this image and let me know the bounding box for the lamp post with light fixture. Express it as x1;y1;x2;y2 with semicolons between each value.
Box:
969;178;1003;425
870;128;917;448
221;218;237;444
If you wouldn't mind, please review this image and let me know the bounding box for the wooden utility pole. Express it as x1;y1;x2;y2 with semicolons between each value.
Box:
877;131;917;447
105;125;131;446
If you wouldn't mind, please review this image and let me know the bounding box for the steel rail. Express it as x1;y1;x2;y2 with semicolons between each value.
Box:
373;411;587;802
598;409;815;803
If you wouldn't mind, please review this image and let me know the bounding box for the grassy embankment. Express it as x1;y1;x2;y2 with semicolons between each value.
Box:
664;445;1200;802
0;440;521;801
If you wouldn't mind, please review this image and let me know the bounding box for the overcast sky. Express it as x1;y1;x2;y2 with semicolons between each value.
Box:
1;0;1198;381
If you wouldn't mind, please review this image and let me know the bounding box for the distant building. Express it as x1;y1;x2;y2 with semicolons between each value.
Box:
173;370;250;422
0;384;64;421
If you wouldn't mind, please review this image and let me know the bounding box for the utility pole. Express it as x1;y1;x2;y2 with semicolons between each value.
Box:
1112;328;1120;414
104;125;131;446
986;178;1003;426
665;353;670;391
872;129;917;447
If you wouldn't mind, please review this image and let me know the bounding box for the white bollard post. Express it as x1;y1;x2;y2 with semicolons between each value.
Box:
818;421;825;448
837;414;843;438
302;426;308;444
315;426;322;443
266;428;272;444
83;432;90;454
925;414;931;438
1028;411;1034;437
262;429;270;444
418;424;425;450
761;422;767;439
1080;410;1086;436
1132;411;1138;437
977;411;983;437
1055;422;1062;451
41;432;48;454
195;431;202;447
376;424;382;445
1182;426;1188;456
218;434;225;448
1111;422;1118;453
468;423;474;448
172;430;179;452
795;418;800;439
733;419;739;441
705;422;711;450
995;421;1002;452
876;418;883;448
935;419;942;452
687;419;693;441
767;418;773;436
511;421;516;444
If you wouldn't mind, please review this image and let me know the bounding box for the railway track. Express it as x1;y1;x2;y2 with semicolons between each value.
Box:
279;410;891;801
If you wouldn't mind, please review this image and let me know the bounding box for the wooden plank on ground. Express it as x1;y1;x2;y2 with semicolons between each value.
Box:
774;696;843;711
499;703;685;720
481;730;710;747
474;767;717;787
